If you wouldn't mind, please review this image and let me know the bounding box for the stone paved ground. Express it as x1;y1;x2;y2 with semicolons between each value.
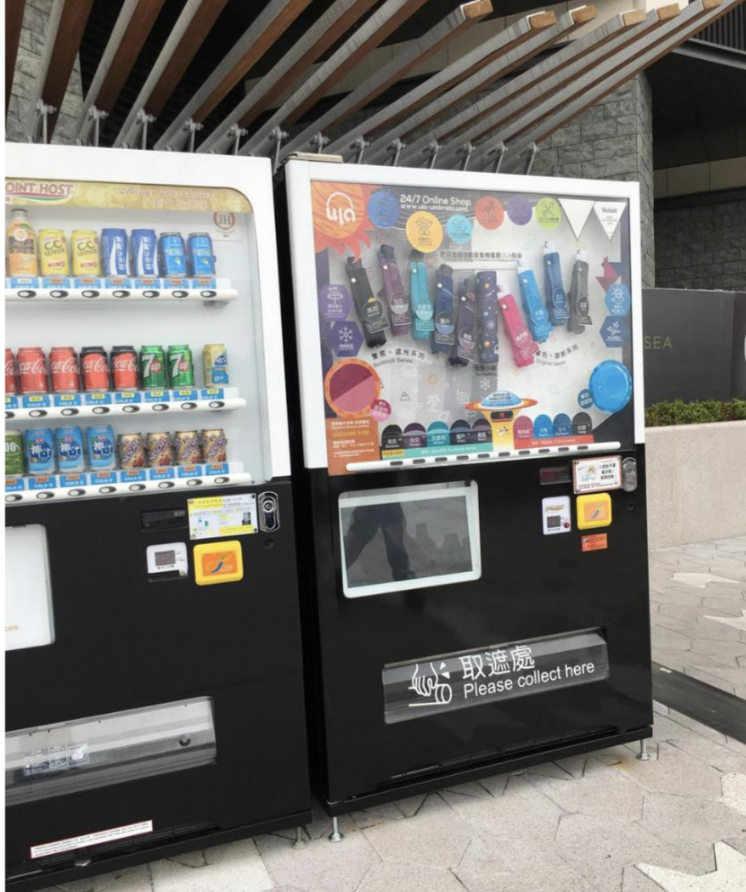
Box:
43;704;746;892
649;536;746;698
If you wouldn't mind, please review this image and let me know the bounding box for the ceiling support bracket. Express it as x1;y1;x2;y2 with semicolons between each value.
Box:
421;140;440;169
485;140;507;173
29;100;58;145
136;109;156;150
228;123;248;155
456;141;474;172
311;133;330;154
268;127;289;173
385;138;404;167
350;136;370;165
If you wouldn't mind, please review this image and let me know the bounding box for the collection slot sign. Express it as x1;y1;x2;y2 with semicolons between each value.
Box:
382;630;609;724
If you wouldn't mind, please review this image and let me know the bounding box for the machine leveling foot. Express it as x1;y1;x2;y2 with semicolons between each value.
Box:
293;826;306;849
328;816;344;843
637;738;651;761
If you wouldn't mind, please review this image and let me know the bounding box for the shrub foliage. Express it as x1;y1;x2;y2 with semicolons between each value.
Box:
646;399;746;427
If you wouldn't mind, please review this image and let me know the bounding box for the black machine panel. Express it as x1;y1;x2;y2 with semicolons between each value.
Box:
302;452;652;809
5;482;310;888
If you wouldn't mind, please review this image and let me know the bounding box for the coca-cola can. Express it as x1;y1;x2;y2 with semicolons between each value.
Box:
5;348;18;395
81;347;110;391
50;346;80;393
18;346;48;394
111;346;139;390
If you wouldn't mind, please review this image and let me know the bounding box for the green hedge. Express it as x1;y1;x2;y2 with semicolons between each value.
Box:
646;399;746;427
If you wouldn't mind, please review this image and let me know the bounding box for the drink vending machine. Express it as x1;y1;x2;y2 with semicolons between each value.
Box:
4;144;310;889
283;159;652;814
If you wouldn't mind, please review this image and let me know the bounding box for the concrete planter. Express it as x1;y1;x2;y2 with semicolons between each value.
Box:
646;420;746;549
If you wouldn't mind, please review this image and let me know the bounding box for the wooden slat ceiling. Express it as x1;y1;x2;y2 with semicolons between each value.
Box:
5;0;25;108
5;0;744;172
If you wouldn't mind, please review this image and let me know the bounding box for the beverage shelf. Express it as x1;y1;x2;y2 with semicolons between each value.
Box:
5;463;250;506
5;278;237;302
6;387;244;423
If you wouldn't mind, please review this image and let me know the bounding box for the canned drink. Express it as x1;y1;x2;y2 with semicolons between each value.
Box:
24;427;55;475
146;432;173;467
158;232;187;277
130;229;157;276
187;232;215;277
5;430;24;476
203;344;229;386
87;424;116;470
5;348;18;395
140;346;168;389
71;230;100;276
117;433;146;469
50;346;80;393
81;347;110;391
39;229;69;276
167;345;195;387
17;346;48;394
55;426;85;472
201;428;227;464
101;228;128;276
174;430;201;465
111;346;139;390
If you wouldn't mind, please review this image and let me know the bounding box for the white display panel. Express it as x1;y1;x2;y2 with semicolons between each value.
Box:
285;162;644;475
5;524;54;650
5;146;290;507
339;482;481;597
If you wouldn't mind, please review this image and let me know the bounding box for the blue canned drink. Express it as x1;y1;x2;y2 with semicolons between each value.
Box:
101;228;128;276
130;229;157;276
158;232;187;277
55;426;85;472
24;428;55;475
87;424;116;470
187;232;216;277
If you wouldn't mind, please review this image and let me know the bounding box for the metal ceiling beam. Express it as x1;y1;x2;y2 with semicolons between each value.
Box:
402;8;648;169
72;0;167;146
198;0;381;156
5;0;25;109
358;7;596;166
114;0;231;149
496;0;734;173
277;0;493;161
238;0;432;159
154;0;315;152
322;9;561;161
428;4;680;168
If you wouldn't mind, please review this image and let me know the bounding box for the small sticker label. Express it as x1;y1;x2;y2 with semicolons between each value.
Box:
31;820;153;859
582;533;608;552
188;493;257;540
573;456;622;493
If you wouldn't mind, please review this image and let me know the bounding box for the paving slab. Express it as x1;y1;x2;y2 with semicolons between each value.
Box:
650;536;746;698
150;839;273;892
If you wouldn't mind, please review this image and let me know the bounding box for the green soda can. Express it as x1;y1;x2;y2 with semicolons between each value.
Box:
140;346;168;389
5;430;25;476
167;345;195;387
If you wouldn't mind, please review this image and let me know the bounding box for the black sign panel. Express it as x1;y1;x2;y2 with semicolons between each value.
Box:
383;630;609;724
642;288;735;404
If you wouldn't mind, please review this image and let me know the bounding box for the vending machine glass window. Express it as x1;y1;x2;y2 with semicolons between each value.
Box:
339;482;480;597
6;698;216;806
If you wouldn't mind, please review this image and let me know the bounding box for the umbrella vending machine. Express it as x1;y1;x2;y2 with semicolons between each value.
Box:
4;145;310;889
283;159;652;814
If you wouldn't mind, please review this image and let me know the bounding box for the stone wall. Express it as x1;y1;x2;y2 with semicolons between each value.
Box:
646;420;746;549
655;199;746;292
5;0;83;144
532;75;656;288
